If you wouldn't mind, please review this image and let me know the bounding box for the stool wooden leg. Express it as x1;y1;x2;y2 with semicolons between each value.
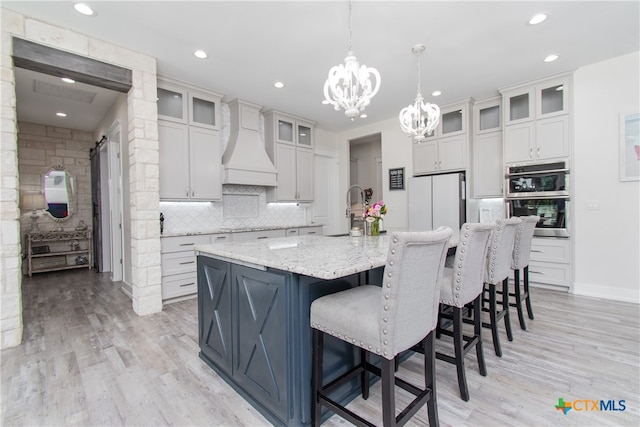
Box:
502;278;513;342
381;357;395;426
312;329;323;427
489;283;502;357
361;348;370;400
453;307;469;401
424;332;439;427
513;269;527;330
524;266;534;320
473;295;487;377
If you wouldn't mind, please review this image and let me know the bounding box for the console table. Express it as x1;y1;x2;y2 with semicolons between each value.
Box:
25;230;92;276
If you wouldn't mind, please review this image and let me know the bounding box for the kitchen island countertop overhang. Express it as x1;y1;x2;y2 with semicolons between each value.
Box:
195;232;458;280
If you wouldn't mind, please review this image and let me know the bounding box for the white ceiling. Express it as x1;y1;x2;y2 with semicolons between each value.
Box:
4;1;639;133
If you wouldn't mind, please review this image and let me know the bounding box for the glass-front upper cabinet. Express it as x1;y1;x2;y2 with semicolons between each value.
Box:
536;76;569;118
474;97;501;134
277;117;294;144
275;114;314;147
157;86;187;123
503;75;570;125
157;79;222;129
439;101;470;138
504;88;534;125
188;91;221;130
296;121;313;147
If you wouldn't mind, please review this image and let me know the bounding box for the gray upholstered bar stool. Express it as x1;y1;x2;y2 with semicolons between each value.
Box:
482;217;521;357
510;215;540;330
436;222;495;402
310;228;452;427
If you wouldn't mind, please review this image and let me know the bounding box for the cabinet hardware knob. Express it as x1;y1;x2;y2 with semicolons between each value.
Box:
180;283;195;287
179;243;195;246
529;270;544;275
179;261;195;265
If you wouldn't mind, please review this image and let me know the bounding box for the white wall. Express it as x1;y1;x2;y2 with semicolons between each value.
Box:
335;117;415;232
573;51;640;302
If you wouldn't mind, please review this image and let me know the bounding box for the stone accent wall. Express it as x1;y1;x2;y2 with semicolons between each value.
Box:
1;8;160;349
17;122;93;235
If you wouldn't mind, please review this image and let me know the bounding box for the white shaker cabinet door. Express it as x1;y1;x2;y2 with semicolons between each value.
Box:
275;143;297;200
296;147;314;201
189;127;221;200
159;121;190;199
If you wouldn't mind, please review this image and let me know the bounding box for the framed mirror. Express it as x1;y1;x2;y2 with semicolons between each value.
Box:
43;166;75;222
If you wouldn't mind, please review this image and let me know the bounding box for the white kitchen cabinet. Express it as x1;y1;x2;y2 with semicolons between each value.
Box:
158;78;223;201
231;229;287;242
158;121;221;200
264;110;316;202
472;97;503;198
501;73;571;164
298;225;323;235
473;132;503;197
161;233;230;301
412;99;473;175
527;237;572;289
157;79;221;130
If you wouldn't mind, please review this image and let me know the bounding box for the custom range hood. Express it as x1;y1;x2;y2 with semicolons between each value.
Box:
222;99;277;186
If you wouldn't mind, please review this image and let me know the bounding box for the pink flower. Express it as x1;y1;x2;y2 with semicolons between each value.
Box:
363;200;387;219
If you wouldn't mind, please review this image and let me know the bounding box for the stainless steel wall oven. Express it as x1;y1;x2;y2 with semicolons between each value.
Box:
505;160;570;237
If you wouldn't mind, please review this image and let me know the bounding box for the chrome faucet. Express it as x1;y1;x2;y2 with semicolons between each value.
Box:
346;184;365;219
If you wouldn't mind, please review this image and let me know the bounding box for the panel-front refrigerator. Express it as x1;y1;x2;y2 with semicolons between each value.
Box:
408;172;466;232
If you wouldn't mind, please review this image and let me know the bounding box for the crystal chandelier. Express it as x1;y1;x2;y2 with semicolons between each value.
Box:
323;0;381;120
399;44;440;142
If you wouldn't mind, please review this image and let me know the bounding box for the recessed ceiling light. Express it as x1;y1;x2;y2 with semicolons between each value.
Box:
432;90;442;97
73;3;95;16
321;100;330;105
274;81;285;89
56;112;67;117
359;114;367;118
61;77;75;84
193;50;208;59
544;54;559;63
529;13;548;25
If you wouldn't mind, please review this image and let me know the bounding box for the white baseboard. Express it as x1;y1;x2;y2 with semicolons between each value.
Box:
571;282;640;304
120;281;132;299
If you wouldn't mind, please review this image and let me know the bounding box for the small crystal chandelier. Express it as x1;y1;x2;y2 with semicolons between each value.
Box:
399;44;440;142
323;0;381;120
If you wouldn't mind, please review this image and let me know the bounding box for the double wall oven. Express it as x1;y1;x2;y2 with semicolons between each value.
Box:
505;160;570;237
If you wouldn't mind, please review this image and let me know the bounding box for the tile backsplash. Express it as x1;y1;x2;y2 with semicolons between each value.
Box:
160;184;307;234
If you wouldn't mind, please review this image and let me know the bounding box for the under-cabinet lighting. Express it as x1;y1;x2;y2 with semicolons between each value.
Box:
61;77;75;84
74;3;95;16
56;112;67;117
529;13;548;25
544;54;559;63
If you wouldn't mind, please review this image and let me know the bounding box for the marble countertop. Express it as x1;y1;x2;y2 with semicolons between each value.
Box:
195;232;458;280
162;224;322;238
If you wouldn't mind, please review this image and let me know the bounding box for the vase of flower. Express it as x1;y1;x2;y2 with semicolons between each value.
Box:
364;200;387;236
370;218;380;236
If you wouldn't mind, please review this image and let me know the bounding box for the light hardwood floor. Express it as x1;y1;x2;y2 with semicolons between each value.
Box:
1;269;638;426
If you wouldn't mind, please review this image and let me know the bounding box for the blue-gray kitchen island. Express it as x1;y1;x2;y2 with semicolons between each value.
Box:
195;234;392;426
